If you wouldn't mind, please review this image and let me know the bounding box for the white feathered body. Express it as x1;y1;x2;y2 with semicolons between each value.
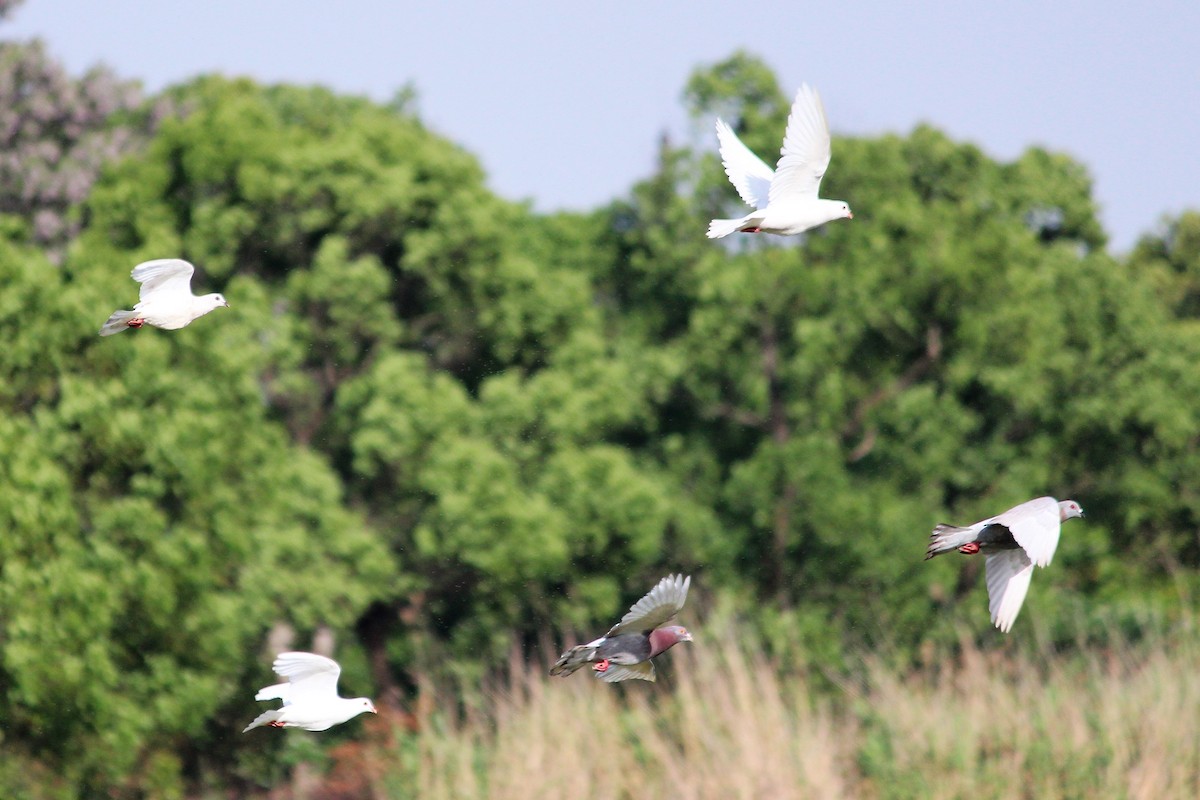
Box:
138;294;226;330
710;199;854;238
243;696;375;732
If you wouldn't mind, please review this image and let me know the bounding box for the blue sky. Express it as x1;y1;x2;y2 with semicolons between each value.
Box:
6;1;1197;250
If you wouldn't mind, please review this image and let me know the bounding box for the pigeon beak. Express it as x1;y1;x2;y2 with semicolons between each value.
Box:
848;212;854;219
223;300;231;308
682;631;694;643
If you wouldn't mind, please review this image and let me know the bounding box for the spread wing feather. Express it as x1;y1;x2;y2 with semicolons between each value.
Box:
597;660;656;683
606;574;690;637
768;84;833;206
265;652;341;704
985;550;1035;633
715;118;775;209
254;682;292;704
131;258;195;303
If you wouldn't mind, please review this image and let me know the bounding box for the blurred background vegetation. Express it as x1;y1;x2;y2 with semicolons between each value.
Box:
1;4;1199;796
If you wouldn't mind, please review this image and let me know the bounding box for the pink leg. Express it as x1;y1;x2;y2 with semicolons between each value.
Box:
127;318;145;329
268;720;286;728
592;659;610;673
739;226;762;233
958;543;981;555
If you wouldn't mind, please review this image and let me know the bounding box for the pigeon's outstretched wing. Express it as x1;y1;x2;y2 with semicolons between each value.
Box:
132;258;195;303
255;652;341;706
768;84;833;206
606;574;690;637
992;496;1062;567
598;660;656;683
715;118;775;210
985;549;1035;633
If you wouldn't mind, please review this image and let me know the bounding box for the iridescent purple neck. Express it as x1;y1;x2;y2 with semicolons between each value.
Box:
647;627;687;658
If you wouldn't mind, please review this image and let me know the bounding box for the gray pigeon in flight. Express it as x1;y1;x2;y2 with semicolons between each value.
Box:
551;574;693;683
926;496;1084;632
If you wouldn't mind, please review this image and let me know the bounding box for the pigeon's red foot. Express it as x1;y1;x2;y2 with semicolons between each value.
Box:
593;659;610;673
127;318;145;329
268;720;286;728
958;543;981;555
740;226;761;233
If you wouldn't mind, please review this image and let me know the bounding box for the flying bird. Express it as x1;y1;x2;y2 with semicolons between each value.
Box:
707;84;853;238
926;497;1084;632
243;651;377;732
550;574;693;683
99;258;229;336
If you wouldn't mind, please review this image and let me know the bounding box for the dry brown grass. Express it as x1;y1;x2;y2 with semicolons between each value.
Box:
332;627;1200;800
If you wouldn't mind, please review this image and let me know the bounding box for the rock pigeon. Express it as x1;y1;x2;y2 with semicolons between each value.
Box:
926;497;1084;632
243;651;377;732
550;574;693;683
99;258;229;336
707;84;853;238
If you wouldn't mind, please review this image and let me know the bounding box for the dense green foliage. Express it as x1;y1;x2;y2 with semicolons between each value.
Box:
0;40;1197;797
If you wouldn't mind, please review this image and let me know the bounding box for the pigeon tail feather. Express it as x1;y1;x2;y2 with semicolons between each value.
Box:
926;524;976;559
242;709;284;733
99;309;138;336
549;643;598;677
707;214;756;239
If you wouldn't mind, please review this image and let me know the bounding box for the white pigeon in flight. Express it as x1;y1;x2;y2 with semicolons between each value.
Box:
243;651;377;732
99;258;229;336
707;84;853;238
925;497;1084;632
